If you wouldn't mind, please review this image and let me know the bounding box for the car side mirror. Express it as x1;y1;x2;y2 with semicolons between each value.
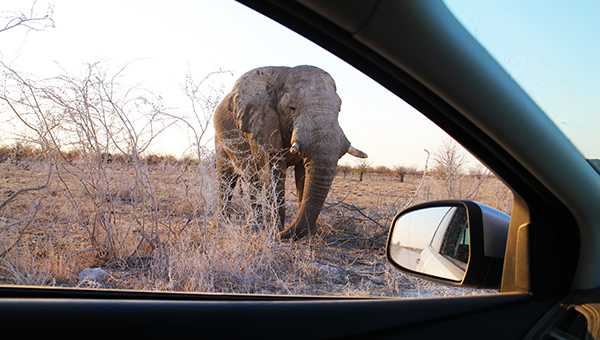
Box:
386;200;510;289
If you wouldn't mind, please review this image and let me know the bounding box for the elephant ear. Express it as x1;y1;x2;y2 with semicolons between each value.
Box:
228;67;288;152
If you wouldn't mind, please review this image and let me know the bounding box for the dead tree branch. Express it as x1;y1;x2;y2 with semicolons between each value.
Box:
0;183;47;257
339;202;386;230
1;1;54;34
0;185;45;213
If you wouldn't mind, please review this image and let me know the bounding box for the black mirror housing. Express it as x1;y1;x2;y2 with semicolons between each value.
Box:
386;200;510;289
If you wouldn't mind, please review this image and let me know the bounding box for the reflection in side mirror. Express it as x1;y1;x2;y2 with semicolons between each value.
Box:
389;206;469;281
387;200;510;288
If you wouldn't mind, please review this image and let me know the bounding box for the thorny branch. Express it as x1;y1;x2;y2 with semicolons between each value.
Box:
320;234;386;247
0;185;46;213
0;169;51;257
339;202;386;230
0;1;54;34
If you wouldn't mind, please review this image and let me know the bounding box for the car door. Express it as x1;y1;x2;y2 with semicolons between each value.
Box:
1;1;597;339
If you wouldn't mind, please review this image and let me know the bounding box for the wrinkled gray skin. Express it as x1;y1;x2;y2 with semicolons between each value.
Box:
214;66;367;240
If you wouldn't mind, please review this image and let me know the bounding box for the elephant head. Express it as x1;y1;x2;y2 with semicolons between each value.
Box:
214;65;367;240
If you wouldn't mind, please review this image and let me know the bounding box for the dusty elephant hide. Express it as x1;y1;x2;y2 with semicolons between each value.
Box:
214;65;367;240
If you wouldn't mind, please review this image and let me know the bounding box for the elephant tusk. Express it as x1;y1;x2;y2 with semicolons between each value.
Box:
347;145;368;158
290;142;300;154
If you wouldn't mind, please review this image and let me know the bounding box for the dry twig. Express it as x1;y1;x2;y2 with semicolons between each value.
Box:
0;185;46;213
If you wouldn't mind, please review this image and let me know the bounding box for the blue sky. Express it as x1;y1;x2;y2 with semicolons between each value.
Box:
445;0;600;159
2;0;596;166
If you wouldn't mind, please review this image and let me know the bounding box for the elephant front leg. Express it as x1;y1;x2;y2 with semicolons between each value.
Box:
275;166;286;231
247;174;262;217
216;156;239;216
294;163;306;203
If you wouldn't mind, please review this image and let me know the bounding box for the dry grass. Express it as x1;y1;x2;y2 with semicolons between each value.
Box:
0;156;512;297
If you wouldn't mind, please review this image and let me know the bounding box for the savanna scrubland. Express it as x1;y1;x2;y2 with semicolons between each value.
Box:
0;146;512;297
0;61;513;297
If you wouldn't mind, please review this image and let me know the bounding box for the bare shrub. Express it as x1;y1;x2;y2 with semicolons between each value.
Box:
0;1;54;35
0;62;176;278
168;68;233;162
431;139;466;198
426;139;502;203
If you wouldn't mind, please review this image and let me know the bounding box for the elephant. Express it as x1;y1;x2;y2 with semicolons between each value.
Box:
214;65;367;240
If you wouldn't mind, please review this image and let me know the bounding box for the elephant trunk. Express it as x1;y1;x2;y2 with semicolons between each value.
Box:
279;160;337;240
279;115;349;240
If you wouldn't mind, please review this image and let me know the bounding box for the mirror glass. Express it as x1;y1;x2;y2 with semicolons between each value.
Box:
389;205;469;281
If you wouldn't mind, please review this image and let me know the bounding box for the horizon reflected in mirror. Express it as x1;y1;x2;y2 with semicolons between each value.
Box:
389;205;469;281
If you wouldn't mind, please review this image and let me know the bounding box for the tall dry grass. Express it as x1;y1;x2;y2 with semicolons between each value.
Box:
0;153;511;297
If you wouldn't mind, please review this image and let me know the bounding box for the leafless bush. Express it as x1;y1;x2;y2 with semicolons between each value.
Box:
168;68;233;162
427;139;496;202
1;1;54;35
0;62;176;275
431;139;466;198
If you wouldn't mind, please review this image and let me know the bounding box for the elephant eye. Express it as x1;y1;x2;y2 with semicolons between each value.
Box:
289;106;297;113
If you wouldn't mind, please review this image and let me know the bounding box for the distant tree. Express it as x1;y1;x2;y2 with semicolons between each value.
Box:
337;164;352;179
407;164;420;176
431;139;468;198
431;139;466;180
393;165;409;182
354;159;371;182
374;165;390;178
